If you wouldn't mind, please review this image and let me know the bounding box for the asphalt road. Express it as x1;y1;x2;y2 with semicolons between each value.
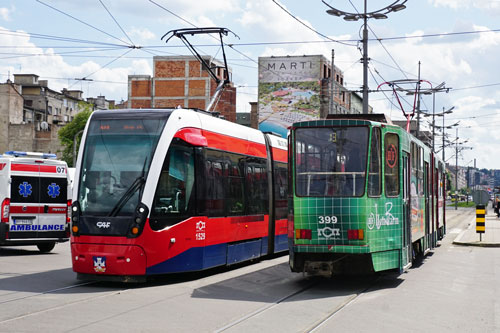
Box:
1;207;498;332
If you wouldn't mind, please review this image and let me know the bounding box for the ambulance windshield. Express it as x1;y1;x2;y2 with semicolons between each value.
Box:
77;118;166;216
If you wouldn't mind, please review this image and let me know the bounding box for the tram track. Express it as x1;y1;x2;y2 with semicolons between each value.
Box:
0;281;131;325
305;278;379;333
215;274;381;333
214;278;320;332
0;281;96;305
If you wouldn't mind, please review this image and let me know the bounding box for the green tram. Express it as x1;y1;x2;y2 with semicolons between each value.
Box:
288;115;446;275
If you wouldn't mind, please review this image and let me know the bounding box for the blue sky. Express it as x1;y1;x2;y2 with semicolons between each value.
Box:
1;0;500;169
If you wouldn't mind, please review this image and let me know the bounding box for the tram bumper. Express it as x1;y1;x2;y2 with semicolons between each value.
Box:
71;243;146;278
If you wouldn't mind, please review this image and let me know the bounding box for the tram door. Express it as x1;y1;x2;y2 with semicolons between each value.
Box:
402;153;412;269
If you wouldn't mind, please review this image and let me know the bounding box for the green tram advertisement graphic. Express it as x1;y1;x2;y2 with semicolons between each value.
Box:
288;118;446;275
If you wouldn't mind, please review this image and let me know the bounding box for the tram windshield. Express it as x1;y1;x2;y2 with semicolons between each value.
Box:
78;118;166;216
295;126;369;197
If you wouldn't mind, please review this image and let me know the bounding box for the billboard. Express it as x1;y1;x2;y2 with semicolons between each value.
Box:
258;56;323;138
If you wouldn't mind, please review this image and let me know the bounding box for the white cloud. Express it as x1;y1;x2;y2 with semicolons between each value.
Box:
430;0;500;14
0;27;152;102
128;27;156;41
0;7;12;21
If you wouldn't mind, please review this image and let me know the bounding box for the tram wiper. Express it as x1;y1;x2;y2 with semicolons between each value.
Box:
108;157;147;217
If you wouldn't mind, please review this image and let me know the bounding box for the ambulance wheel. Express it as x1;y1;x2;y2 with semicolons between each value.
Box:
37;242;56;253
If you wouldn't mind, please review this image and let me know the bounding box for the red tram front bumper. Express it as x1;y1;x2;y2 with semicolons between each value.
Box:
71;243;147;276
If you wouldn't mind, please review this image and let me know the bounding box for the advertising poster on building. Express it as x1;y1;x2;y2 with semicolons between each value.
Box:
258;56;322;138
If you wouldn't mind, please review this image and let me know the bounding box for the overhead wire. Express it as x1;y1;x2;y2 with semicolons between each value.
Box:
148;0;287;81
0;29;127;47
68;48;134;88
271;0;357;47
98;0;135;45
36;0;132;46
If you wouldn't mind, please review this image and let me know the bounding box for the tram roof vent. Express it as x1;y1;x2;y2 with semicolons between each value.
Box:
326;113;393;124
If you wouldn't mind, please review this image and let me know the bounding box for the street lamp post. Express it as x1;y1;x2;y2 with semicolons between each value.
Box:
323;0;407;114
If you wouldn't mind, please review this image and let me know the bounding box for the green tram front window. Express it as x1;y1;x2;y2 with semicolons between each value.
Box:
295;126;369;197
78;118;166;216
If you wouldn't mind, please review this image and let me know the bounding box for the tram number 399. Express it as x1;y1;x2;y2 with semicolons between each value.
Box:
318;216;338;224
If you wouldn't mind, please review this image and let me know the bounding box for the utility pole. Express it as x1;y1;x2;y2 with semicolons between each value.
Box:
361;0;369;114
330;49;335;115
416;61;421;138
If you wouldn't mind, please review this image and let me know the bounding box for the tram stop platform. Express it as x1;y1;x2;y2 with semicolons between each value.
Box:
452;206;500;247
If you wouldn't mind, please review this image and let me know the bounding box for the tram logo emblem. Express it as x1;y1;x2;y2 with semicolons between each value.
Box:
317;226;340;239
93;256;106;273
196;221;206;241
196;221;205;231
367;202;399;230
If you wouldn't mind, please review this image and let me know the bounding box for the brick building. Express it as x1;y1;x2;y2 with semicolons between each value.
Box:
128;56;237;122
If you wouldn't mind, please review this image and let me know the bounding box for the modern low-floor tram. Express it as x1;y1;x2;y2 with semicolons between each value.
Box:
288;115;446;275
71;108;288;282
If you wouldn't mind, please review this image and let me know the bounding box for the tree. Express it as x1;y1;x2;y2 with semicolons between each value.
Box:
58;101;93;167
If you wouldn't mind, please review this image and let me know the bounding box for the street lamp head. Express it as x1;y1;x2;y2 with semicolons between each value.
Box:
326;9;343;17
372;13;388;19
343;15;359;21
390;4;407;12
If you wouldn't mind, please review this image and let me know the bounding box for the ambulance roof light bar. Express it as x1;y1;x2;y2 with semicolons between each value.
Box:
4;151;57;159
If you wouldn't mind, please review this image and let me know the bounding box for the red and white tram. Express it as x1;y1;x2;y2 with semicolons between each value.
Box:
71;108;288;281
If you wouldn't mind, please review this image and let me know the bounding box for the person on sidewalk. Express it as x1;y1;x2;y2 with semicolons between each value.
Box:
496;197;500;218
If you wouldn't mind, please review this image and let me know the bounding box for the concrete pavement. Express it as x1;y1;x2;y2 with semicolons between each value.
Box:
451;204;500;247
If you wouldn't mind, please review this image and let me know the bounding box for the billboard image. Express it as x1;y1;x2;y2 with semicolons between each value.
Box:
258;56;323;138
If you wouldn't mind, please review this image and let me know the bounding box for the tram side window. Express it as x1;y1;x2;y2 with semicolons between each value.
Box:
226;154;245;215
150;143;195;227
204;151;226;217
418;147;424;197
368;127;382;197
246;158;269;215
198;150;253;217
384;133;400;197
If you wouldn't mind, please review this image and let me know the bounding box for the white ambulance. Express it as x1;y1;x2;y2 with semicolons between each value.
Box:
0;151;71;252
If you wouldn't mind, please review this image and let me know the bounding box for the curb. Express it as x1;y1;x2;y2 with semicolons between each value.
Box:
452;240;500;247
451;215;500;247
